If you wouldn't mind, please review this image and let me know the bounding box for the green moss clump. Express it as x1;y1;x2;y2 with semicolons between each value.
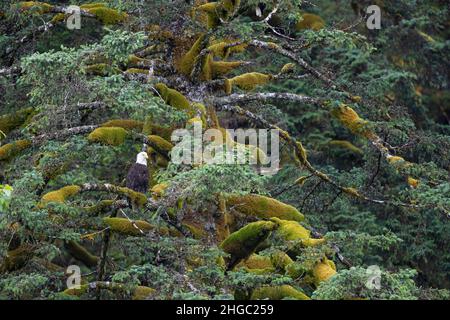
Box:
271;217;325;248
280;63;296;74
195;2;222;28
0;140;32;161
127;55;151;67
154;83;193;114
65;240;99;267
182;221;207;240
63;284;89;297
117;187;148;207
270;250;294;271
208;41;247;59
204;57;244;81
101;119;143;131
80;4;128;25
103;217;155;236
226;194;304;222
222;0;241;14
224;72;272;94
63;283;155;299
220;220;278;269
237;253;274;270
0;245;34;272
0;107;34;135
84;63;108;76
87;127;128;146
51;12;66;23
41;185;81;204
151;183;168;199
17;1;53;14
270;217;309;241
295;13;325;31
312;257;337;286
179;34;206;76
125;68;149;74
194;1;240;28
250;285;310;300
331;104;373;138
147;134;174;154
132;286;156;300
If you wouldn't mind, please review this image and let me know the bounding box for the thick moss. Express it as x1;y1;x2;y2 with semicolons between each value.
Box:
195;2;222;28
294;141;308;165
51;12;65;23
151;182;168;199
84;63;108;76
206;58;244;80
103;217;155;236
195;0;240;28
387;155;405;164
408;176;419;188
101;119;143;131
65;240;98;267
127;55;151;67
0;140;32;161
147;135;174;153
0;245;34;272
17;1;53;14
125;68;149;74
208;40;247;59
251;285;310;300
226;194;304;222
0;107;34;135
179;34;206;76
331;104;373;138
313;257;337;286
295;13;325;31
222;0;241;14
87;127;128;146
155;83;192;113
182;221;207;239
41;185;81;204
270;250;294;271
117;187;147;207
63;283;154;299
342;187;360;197
220;220;278;269
63;284;89;297
80;4;128;25
224;72;272;94
270;217;309;241
280;63;296;74
237;253;273;270
132;286;156;300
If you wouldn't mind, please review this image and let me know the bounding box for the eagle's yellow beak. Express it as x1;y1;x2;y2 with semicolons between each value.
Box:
143;152;149;159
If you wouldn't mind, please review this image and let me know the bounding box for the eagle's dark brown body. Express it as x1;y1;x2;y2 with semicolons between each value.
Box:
126;163;149;193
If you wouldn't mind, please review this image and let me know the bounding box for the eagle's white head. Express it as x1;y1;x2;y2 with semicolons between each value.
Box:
136;151;148;166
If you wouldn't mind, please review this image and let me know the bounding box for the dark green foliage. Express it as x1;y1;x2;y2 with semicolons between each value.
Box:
0;0;449;300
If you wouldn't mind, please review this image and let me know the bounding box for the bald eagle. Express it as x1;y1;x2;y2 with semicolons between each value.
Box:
126;152;149;193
